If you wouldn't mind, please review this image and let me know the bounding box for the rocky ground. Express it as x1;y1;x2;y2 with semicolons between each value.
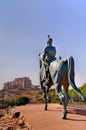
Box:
0;88;41;130
0;103;86;130
0;108;33;130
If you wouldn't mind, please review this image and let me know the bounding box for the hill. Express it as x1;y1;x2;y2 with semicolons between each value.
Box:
0;87;42;104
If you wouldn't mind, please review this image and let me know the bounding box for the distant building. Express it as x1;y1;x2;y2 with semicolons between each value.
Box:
4;77;32;90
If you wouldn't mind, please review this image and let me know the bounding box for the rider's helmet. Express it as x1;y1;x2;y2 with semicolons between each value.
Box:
47;35;53;45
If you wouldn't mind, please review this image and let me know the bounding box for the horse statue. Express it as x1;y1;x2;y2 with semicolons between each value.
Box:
39;54;85;119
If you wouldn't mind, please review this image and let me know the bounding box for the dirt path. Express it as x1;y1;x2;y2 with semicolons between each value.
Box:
16;104;86;130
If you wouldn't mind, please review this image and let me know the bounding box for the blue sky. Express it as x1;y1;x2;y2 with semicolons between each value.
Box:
0;0;86;89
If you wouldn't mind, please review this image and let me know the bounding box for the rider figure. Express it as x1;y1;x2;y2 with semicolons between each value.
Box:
43;35;56;83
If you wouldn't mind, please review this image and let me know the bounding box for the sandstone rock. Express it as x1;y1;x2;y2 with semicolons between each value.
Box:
0;110;32;130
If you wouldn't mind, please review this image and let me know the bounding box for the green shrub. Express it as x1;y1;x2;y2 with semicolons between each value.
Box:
0;104;8;109
3;96;29;108
17;96;29;106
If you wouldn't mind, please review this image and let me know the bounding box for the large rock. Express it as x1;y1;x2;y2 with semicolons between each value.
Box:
0;109;33;130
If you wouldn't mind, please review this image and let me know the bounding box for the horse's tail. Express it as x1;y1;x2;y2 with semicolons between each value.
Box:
67;56;85;101
67;56;75;84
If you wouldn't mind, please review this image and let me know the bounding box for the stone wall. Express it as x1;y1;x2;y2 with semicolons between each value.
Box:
4;77;32;90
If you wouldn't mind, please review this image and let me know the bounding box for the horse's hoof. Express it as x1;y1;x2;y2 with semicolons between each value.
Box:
61;111;67;119
44;107;47;110
44;107;47;111
61;115;67;119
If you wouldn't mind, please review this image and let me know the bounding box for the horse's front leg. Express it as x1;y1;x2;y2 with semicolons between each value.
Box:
42;85;48;110
44;88;48;110
55;83;67;119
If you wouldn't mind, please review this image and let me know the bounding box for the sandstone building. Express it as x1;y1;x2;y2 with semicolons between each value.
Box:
4;77;32;90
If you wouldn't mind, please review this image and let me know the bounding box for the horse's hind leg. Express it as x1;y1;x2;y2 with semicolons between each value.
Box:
64;87;69;107
55;83;67;119
63;85;70;118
